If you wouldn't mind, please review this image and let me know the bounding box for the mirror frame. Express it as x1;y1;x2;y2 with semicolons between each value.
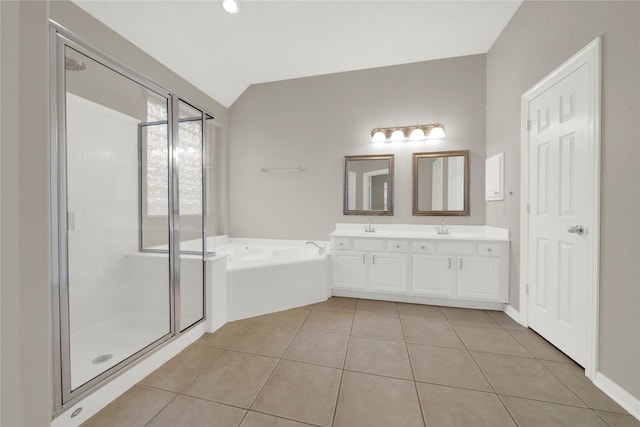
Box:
412;150;470;216
343;154;394;216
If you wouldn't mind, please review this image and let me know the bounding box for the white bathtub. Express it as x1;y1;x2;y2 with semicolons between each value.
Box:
215;238;330;321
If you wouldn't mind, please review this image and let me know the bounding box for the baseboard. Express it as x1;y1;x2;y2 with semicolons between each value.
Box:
331;289;506;310
503;304;527;326
594;371;640;421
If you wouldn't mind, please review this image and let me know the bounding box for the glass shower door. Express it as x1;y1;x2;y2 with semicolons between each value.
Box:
176;100;206;331
62;46;172;392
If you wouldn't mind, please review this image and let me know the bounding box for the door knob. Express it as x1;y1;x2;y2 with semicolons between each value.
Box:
567;225;585;235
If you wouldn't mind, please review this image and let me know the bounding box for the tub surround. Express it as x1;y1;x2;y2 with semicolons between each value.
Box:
206;237;330;324
330;223;510;309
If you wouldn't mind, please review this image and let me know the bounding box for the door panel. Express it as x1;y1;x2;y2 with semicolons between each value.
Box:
371;253;407;292
333;251;366;289
412;255;453;296
458;257;500;300
527;62;590;366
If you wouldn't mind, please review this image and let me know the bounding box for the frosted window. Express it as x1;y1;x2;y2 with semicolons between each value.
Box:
178;120;203;215
145;100;203;216
146;100;169;216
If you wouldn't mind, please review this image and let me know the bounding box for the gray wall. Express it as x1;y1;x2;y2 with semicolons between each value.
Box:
486;1;640;399
0;1;229;425
229;55;487;240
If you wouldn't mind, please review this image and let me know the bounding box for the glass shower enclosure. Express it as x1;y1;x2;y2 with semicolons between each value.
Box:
50;25;217;413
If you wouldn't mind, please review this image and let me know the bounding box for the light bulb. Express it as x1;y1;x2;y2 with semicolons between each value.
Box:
222;0;240;14
371;130;386;143
409;127;425;140
391;129;405;141
429;125;445;139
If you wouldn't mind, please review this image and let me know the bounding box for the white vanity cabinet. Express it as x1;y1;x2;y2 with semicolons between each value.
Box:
412;255;455;297
370;252;408;292
332;250;408;293
330;224;510;309
332;251;367;289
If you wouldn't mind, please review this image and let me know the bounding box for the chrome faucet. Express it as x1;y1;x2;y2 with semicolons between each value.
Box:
305;241;326;255
364;222;376;233
437;219;450;235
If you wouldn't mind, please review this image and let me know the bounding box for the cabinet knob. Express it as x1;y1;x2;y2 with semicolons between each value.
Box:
487;248;492;252
421;245;425;249
396;245;400;248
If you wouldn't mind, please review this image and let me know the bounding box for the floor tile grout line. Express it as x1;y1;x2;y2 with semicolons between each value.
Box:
219;318;257;351
141;390;181;427
330;364;346;427
449;319;515;424
496;391;614;411
164;392;323;426
275;308;313;361
329;302;358;427
535;356;597;411
495;393;523;427
247;409;323;427
592;409;626;427
341;367;414;382
501;325;574;364
174;348;228;395
172;391;261;412
449;321;535;358
398;311;427;427
592;409;616;427
243;307;313;413
412;378;499;395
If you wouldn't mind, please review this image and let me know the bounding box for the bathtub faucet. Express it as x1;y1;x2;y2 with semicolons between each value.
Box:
305;241;326;255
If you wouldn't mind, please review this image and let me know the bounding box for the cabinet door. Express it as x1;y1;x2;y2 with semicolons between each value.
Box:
412;255;454;297
457;257;502;300
333;251;366;289
370;253;407;293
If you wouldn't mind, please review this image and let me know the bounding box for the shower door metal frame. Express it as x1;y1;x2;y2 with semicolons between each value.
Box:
49;21;214;416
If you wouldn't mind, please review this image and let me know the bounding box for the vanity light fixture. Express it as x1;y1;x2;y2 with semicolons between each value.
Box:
370;123;445;143
222;0;240;14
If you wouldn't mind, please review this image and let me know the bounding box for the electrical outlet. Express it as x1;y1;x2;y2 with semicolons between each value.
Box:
499;203;506;216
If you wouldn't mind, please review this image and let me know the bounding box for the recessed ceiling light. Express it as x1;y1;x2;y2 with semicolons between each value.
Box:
222;0;240;14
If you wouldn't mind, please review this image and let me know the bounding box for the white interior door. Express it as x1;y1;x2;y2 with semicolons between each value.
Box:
526;54;594;367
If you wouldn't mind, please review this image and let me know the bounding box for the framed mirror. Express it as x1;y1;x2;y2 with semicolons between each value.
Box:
413;150;470;216
344;154;394;216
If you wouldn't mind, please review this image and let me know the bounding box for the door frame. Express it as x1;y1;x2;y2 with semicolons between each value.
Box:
519;37;601;379
362;168;389;210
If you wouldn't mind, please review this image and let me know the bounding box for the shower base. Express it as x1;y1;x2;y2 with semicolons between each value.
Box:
69;312;169;390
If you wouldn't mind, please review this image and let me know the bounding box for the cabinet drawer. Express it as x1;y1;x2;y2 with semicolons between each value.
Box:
438;242;474;255
412;241;435;254
477;243;501;257
333;238;351;251
388;240;408;253
354;239;384;251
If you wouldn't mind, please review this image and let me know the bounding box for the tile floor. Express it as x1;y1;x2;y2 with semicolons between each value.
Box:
82;298;639;427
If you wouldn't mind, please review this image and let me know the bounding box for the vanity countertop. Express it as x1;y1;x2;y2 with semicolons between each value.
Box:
330;223;510;242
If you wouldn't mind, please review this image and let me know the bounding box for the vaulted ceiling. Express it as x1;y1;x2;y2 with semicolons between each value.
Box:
73;1;522;107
